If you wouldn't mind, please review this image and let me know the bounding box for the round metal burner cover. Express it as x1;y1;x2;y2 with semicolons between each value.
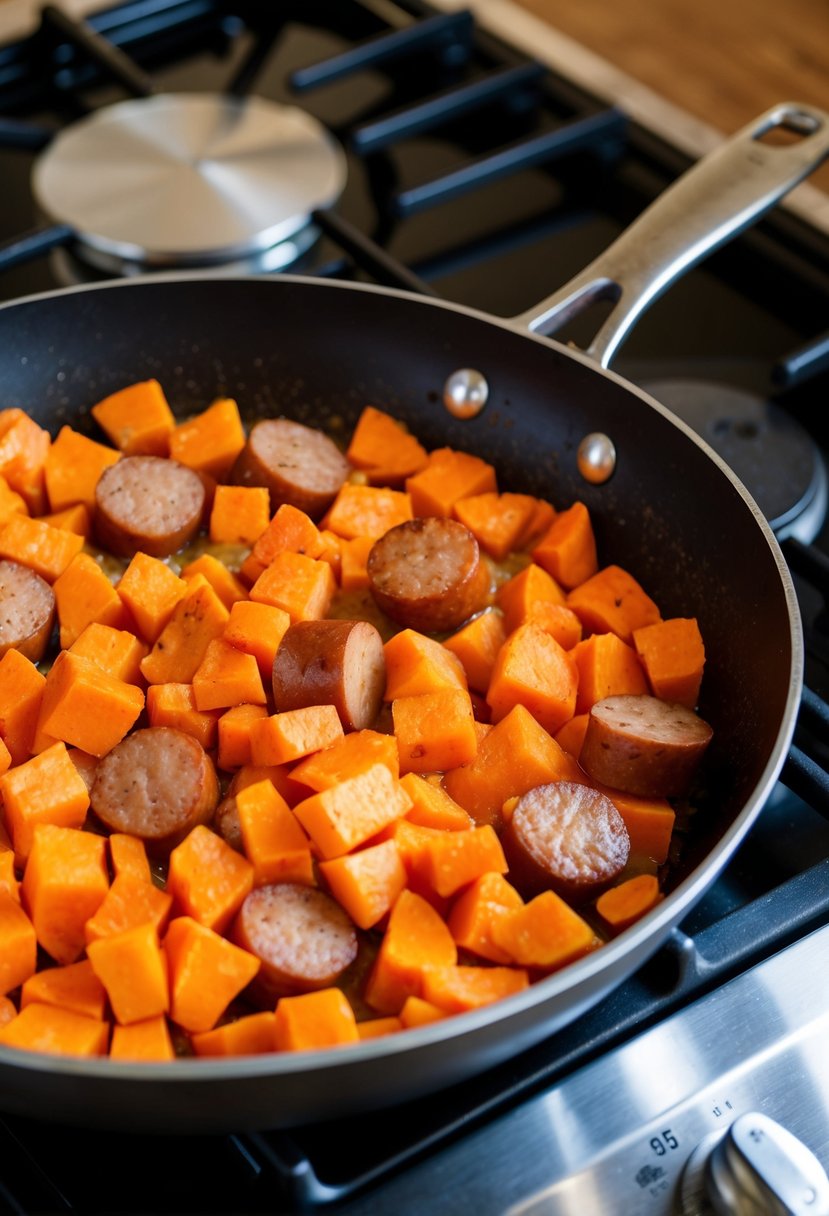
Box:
33;94;347;268
642;378;827;540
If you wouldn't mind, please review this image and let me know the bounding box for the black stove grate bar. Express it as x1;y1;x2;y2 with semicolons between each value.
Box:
226;21;285;98
773;328;829;388
0;223;73;272
350;60;545;154
0;1119;73;1214
289;9;474;92
39;4;155;98
0;1;217;106
240;858;829;1210
312;208;438;296
782;745;829;814
393;106;626;215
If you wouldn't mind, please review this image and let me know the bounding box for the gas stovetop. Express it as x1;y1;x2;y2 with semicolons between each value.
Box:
0;3;828;1214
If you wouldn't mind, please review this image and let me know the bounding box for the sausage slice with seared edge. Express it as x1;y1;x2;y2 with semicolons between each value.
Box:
580;693;713;798
232;883;358;1004
0;559;55;662
94;455;205;559
503;781;630;904
272;619;386;731
90;726;219;856
230;418;351;519
367;516;490;633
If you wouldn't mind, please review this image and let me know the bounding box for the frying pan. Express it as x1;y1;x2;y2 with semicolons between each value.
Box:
0;102;824;1133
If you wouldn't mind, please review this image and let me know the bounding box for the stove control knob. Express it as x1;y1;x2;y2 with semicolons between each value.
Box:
679;1112;829;1216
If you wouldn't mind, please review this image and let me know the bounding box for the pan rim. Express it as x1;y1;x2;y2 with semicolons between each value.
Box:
0;271;804;1085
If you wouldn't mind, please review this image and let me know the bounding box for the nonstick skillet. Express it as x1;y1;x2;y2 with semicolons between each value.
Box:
0;102;824;1132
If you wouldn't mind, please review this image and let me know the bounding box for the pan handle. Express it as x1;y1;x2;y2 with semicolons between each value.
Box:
513;102;829;368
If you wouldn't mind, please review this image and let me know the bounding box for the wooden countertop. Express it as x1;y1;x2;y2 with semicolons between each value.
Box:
511;0;829;195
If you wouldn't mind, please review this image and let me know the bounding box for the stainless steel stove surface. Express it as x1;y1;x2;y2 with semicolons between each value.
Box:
0;3;828;1214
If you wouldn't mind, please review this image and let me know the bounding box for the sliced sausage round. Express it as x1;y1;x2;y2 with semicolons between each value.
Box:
230;418;350;519
90;726;219;856
232;883;358;1004
213;795;243;853
580;694;714;798
503;781;630;904
272;619;386;731
367;516;490;633
0;559;55;662
94;455;205;559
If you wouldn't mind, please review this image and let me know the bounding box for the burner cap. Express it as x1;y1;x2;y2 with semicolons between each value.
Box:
33;94;347;271
642;379;827;542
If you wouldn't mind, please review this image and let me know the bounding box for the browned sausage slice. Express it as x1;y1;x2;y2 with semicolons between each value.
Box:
90;726;219;855
272;619;386;731
232;883;358;1003
503;781;630;904
367;517;490;633
0;559;55;662
230;418;351;519
213;795;243;853
94;455;205;559
580;694;714;798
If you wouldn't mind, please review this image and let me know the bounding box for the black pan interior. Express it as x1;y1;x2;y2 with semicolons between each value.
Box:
1;275;791;865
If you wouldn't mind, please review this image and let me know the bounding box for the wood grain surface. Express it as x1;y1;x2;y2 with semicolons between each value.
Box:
512;0;829;194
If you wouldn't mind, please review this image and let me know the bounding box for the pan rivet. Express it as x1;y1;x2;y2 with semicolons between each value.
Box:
443;368;489;419
578;432;616;484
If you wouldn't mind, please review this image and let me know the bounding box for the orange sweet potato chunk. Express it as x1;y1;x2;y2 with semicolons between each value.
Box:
443;609;506;694
0;893;37;995
110;1016;175;1061
486;622;578;735
44;425;121;513
164;916;260;1034
345;405;429;485
572;632;648;714
53;552;129;648
91;379;176;457
421;964;529;1012
274;988;359;1051
632;617;706;708
491;890;596;971
168;397;246;480
0;741;90;862
319;839;407;930
21;959;107;1021
22;825;109;964
0;1003;109;1057
567;564;661;644
36;650;144;758
292;763;411;860
392;688;478;775
166;825;254;934
443;704;583;827
532;501;598;590
364;889;457;1015
236;779;314;887
0;648;45;764
192;1011;277;1057
87;922;169;1025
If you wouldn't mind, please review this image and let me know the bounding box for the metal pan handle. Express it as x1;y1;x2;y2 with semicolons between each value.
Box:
514;102;829;367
